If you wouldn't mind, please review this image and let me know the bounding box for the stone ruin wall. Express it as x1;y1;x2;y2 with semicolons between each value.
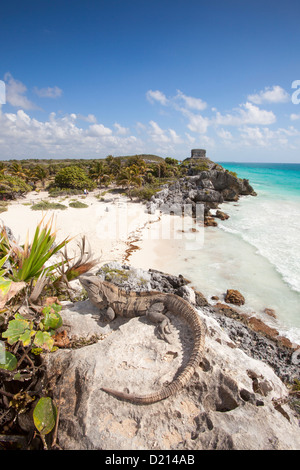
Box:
191;149;207;159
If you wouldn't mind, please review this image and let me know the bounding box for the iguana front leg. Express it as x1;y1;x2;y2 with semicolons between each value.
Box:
103;306;116;322
147;302;171;342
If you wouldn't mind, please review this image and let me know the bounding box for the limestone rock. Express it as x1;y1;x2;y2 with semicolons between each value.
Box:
146;161;256;218
44;304;300;450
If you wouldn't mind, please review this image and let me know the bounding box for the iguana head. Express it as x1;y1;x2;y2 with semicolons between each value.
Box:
79;275;108;309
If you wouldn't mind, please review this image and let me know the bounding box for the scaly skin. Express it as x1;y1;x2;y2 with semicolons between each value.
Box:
80;275;206;404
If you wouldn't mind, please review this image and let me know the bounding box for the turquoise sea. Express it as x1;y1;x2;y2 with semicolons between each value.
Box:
206;162;300;342
219;161;300;293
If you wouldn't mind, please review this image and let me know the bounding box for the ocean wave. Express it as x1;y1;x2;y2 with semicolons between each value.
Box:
218;194;300;294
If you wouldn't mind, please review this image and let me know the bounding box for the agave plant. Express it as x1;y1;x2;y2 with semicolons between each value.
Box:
0;215;71;284
53;235;98;291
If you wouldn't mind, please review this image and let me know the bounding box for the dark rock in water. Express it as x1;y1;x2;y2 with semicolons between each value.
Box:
225;289;245;306
204;216;218;227
215;209;229;220
264;308;277;318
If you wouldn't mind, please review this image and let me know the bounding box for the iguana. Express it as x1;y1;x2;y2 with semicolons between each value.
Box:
79;275;206;404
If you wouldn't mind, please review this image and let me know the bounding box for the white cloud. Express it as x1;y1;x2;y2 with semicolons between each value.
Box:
114;122;129;135
217;128;233;140
248;85;289;104
290;113;300;121
148;120;169;143
34;86;63;98
77;113;97;123
238;125;300;148
0;109;143;159
182;110;210;134
146;90;168;106
175;90;207;111
147;120;183;152
4;73;37;110
214;102;276;126
185;132;196;145
87;123;113;137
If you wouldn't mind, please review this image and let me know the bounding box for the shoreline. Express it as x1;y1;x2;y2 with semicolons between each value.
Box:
128;203;300;346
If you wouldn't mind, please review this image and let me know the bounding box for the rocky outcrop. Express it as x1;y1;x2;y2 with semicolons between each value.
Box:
225;289;245;306
43;264;300;450
45;299;300;450
147;163;256;221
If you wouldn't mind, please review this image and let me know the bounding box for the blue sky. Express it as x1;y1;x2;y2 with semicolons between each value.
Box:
0;0;300;162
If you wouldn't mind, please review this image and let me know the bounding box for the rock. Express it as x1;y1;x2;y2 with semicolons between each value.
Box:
44;304;300;450
193;290;209;307
175;285;196;304
200;178;214;189
264;308;277;318
215;210;229;220
248;317;279;339
204;216;218;227
146;159;256;219
225;289;245;306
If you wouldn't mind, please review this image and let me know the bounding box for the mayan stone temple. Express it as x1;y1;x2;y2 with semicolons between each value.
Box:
191;149;207;159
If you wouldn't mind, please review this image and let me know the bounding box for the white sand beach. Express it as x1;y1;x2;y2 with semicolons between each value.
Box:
0;190;161;268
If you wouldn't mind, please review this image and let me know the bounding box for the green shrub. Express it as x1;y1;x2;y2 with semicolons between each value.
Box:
31;200;67;211
0;175;31;199
69;201;88;208
54;166;96;191
0;201;8;213
48;187;82;197
194;163;209;172
130;185;160;201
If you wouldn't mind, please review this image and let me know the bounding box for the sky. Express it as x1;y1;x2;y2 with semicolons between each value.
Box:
0;0;300;162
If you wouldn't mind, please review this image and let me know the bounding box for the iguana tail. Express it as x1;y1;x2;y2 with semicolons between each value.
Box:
101;294;205;404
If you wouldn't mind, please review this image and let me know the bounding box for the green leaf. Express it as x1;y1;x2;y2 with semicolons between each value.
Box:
33;397;57;435
2;314;33;345
0;276;12;297
19;328;35;347
41;308;63;331
34;330;54;351
0;344;17;370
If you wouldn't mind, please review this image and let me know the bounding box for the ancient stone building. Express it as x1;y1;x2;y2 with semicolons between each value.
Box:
191;149;206;159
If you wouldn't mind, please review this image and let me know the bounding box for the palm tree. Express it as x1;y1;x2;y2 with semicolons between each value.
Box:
117;165;143;199
31;164;49;188
0;162;7;175
89;160;111;188
9;162;29;180
105;155;121;178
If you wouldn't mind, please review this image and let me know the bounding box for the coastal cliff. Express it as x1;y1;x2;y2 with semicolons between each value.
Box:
146;156;256;225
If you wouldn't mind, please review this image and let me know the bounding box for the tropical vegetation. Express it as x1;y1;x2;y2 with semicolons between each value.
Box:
0;217;97;449
0;154;186;202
